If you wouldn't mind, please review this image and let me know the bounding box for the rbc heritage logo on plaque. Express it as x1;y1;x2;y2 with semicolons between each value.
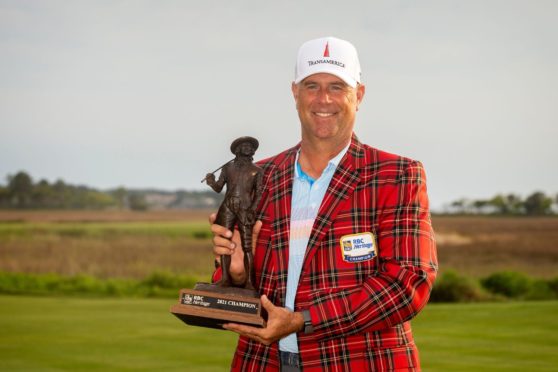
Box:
340;232;377;263
183;294;193;305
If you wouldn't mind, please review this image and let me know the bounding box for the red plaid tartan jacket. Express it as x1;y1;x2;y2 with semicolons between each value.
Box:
213;135;438;371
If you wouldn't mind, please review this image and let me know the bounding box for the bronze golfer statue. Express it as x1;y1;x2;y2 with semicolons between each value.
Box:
204;136;263;290
171;136;265;329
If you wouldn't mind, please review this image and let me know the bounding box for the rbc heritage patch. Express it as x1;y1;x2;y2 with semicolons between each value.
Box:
340;232;377;263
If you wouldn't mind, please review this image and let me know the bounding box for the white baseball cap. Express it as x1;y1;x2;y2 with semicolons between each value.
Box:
294;36;361;87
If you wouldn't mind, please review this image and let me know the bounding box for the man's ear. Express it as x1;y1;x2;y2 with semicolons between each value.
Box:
357;84;365;102
356;84;365;109
291;82;299;101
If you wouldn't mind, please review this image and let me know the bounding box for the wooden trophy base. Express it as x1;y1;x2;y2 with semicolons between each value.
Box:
170;282;265;330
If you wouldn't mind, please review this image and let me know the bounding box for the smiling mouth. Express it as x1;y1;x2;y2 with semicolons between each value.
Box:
314;112;336;117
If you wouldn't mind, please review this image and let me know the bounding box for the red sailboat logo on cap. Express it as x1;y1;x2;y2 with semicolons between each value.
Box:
323;42;330;57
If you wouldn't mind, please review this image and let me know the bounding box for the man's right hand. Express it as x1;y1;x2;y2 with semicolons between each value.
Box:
209;213;262;285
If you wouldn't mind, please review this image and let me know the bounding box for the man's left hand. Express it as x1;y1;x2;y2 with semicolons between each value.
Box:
223;294;304;346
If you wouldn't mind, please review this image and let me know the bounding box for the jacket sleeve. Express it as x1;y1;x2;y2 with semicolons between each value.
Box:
211;265;223;283
306;161;438;341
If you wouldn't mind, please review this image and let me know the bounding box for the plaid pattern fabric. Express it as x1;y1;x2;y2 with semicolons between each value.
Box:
216;135;438;372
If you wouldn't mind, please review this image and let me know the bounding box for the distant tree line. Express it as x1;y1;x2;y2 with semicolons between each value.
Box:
0;171;222;210
447;191;558;216
0;171;117;209
3;171;554;215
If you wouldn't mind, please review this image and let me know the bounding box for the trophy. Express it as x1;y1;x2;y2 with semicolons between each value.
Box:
170;136;265;329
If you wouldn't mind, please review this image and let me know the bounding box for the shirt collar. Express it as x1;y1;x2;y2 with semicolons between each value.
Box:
294;141;351;179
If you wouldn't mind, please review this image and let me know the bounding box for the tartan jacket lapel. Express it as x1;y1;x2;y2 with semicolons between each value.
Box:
302;136;363;271
266;145;298;307
263;137;364;306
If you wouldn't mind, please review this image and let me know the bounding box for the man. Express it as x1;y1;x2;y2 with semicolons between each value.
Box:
210;36;438;371
205;136;263;289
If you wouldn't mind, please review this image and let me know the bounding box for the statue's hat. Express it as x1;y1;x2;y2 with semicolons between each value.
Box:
230;136;259;154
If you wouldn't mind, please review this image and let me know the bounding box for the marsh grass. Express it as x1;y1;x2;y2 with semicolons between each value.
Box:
432;216;558;278
0;213;216;280
1;212;557;282
0;234;215;279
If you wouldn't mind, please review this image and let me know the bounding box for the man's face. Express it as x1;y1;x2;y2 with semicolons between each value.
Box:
292;73;365;144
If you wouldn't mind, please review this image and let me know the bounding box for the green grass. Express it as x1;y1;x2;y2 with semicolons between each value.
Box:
0;221;211;239
413;301;558;371
0;295;237;371
1;296;557;371
0;271;199;298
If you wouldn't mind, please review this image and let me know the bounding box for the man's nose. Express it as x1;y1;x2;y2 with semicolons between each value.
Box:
316;87;332;103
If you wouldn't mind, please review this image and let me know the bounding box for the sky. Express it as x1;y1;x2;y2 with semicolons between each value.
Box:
1;0;557;210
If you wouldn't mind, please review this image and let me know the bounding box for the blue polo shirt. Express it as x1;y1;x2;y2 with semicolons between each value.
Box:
279;143;350;353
